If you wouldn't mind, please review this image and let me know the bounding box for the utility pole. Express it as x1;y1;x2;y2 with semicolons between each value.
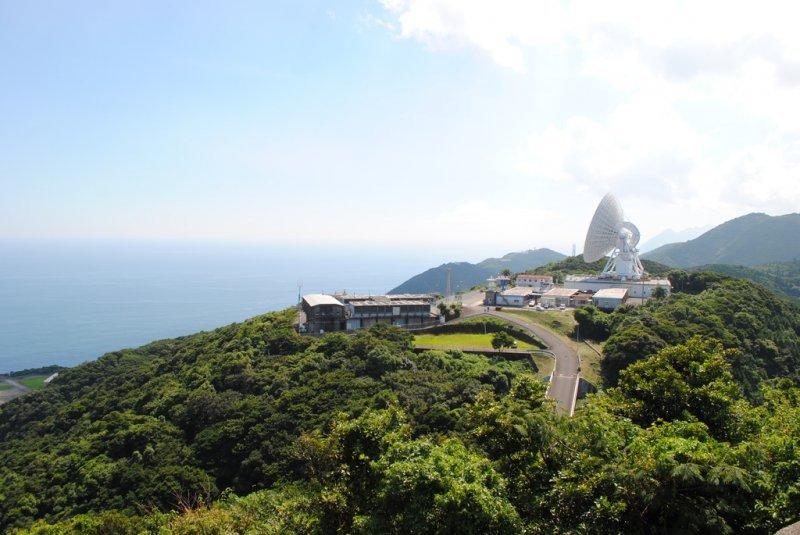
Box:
445;267;453;299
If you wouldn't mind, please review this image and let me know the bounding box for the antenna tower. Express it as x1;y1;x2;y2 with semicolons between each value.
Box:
445;267;453;298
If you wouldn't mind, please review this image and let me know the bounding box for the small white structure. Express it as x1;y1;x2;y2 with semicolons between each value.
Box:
43;372;59;385
515;274;554;292
495;286;537;307
542;288;580;308
592;288;629;310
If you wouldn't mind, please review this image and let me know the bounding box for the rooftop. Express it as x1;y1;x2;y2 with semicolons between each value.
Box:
303;294;344;307
543;288;580;297
351;299;432;307
594;288;629;299
516;274;553;280
501;286;538;296
338;293;435;302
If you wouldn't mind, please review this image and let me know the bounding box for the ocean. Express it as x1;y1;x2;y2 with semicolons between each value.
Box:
0;241;444;373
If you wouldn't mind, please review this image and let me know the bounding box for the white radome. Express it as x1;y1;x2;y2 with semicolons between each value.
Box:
583;193;645;280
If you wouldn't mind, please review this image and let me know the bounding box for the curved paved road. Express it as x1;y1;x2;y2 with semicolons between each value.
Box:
458;305;580;415
0;376;32;405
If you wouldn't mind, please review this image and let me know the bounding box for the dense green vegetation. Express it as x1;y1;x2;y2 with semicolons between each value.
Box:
644;212;800;267
528;255;671;283
8;366;65;378
571;272;800;397
390;248;565;294
3;272;800;533
12;337;800;534
0;316;540;530
695;260;800;300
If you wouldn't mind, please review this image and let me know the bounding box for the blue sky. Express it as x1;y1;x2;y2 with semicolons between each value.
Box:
2;1;799;259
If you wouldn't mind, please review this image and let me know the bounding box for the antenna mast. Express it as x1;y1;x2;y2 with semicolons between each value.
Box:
445;267;453;298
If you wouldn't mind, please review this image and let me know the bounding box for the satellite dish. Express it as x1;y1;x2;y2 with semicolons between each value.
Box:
583;193;624;263
621;221;640;247
582;193;645;280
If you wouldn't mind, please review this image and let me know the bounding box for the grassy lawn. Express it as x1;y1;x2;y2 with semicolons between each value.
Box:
413;333;553;378
532;354;555;378
576;342;602;387
499;309;577;337
0;382;11;391
18;376;47;390
414;333;536;350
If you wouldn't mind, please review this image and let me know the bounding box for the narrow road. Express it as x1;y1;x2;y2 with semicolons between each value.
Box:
0;376;32;405
457;304;581;415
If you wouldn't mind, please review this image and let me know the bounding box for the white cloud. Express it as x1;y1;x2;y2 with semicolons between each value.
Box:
378;0;800;226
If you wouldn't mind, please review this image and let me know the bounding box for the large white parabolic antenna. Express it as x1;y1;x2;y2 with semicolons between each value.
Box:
583;193;645;280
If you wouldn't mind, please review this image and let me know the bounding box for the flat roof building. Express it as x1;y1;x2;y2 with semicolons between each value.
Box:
301;293;437;333
495;286;537;307
541;288;580;308
564;275;671;299
515;274;555;291
302;294;346;334
336;294;437;331
592;288;629;310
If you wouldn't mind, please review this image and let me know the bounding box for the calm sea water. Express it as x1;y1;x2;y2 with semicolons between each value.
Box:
0;242;443;372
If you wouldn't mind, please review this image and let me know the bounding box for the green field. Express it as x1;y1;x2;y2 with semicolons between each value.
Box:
0;382;11;391
498;309;577;337
18;376;47;390
413;332;553;378
414;332;535;350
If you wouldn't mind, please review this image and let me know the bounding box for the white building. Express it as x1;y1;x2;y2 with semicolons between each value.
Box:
564;275;671;299
515;274;554;292
592;288;629;310
494;286;537;307
541;288;580;308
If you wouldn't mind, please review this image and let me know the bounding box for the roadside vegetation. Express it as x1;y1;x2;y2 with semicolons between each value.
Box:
497;309;602;386
2;271;800;533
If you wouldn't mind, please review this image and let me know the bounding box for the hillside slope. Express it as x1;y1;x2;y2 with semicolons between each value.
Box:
643;212;800;267
692;260;800;300
4;279;800;533
390;248;565;294
0;313;537;529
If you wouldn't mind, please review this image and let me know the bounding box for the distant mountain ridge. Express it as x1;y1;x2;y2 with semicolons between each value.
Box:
639;225;712;253
389;248;566;294
643;212;800;267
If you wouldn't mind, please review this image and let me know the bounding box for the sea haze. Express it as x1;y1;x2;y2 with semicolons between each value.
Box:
0;241;442;372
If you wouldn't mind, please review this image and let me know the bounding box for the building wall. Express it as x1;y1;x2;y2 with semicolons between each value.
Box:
593;297;625;310
542;295;572;307
496;294;529;307
564;279;670;298
303;303;345;333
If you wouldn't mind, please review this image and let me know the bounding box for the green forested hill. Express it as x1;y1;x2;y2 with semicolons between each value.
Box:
643;212;800;267
572;272;800;394
389;248;565;294
4;279;800;533
692;260;800;300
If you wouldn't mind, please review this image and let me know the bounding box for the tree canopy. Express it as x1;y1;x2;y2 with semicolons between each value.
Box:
3;275;800;534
